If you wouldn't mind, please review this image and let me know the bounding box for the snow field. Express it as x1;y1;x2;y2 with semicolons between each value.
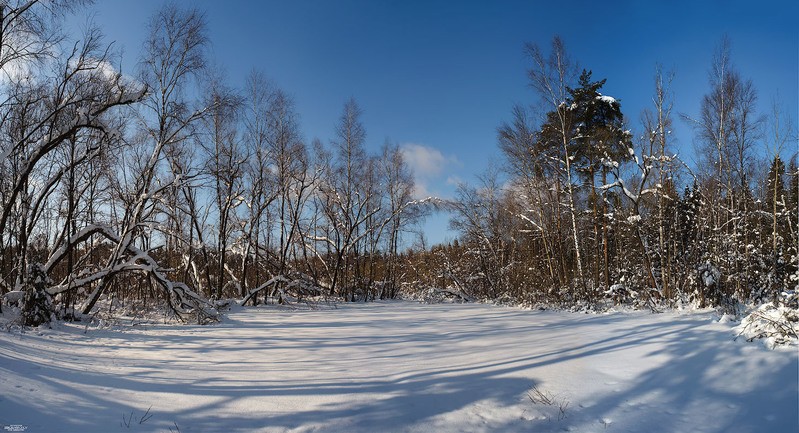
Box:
0;301;796;432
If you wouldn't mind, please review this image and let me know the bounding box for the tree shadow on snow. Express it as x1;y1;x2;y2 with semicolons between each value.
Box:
0;304;796;432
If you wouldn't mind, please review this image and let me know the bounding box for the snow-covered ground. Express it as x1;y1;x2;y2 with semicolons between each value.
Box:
1;301;796;433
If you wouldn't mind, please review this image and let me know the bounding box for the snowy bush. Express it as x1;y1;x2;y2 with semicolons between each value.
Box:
418;287;474;304
605;283;634;305
737;291;799;348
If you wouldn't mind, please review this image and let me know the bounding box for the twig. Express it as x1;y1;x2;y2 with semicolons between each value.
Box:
121;410;133;428
527;385;570;421
528;386;555;405
558;400;569;421
139;405;153;424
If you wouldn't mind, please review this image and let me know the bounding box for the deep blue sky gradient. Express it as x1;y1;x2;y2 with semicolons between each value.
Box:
70;0;799;245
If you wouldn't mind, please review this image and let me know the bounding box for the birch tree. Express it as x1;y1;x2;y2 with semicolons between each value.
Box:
240;70;278;302
691;36;763;303
377;141;418;298
200;72;244;300
640;65;677;299
318;98;374;298
78;3;212;319
498;105;564;288
524;36;585;288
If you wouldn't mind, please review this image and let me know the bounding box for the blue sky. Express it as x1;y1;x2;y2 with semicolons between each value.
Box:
70;0;798;245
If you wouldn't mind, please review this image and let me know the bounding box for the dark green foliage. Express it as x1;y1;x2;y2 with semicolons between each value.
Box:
765;155;786;216
566;70;632;179
22;264;53;327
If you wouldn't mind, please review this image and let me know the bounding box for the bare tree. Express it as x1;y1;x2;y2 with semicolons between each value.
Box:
687;36;764;303
240;70;279;302
498;105;562;288
0;18;145;325
78;3;212;319
0;0;89;76
448;169;517;299
237;72;323;305
641;64;677;299
199;70;244;300
524;36;585;287
316;98;375;298
377;141;419;298
267;89;306;282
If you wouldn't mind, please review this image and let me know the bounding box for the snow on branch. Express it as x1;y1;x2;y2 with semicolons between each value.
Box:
41;223;215;321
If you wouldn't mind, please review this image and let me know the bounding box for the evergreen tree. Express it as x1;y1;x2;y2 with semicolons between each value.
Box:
787;158;799;223
765;155;787;252
566;70;632;290
786;158;799;289
567;70;632;179
675;182;707;303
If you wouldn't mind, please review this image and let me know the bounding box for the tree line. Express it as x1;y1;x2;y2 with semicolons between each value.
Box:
413;36;797;312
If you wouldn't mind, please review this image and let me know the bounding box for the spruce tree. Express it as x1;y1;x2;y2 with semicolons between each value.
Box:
787;159;799;223
566;70;632;290
765;155;787;254
566;70;631;177
786;159;799;290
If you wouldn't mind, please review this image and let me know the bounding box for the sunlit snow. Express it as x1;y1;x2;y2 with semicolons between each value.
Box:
1;302;796;433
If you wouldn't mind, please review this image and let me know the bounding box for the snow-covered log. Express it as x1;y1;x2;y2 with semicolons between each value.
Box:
239;274;324;306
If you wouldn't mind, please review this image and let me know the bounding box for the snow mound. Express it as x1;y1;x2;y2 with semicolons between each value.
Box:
596;94;617;105
737;301;799;349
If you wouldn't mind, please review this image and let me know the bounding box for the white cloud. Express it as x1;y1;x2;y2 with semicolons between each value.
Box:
399;143;460;199
400;143;460;179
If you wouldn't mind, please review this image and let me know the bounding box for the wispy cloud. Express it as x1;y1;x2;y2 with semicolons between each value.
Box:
400;142;461;199
446;175;463;186
400;143;456;178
